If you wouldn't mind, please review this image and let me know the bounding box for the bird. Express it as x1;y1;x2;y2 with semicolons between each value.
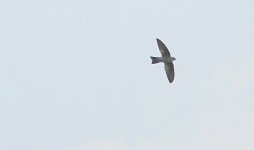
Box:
150;38;176;83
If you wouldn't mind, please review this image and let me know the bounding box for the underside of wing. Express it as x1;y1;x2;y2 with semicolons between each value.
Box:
164;62;175;83
156;38;171;57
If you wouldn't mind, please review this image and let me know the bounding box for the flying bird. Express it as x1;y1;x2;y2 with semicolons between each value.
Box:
150;38;176;83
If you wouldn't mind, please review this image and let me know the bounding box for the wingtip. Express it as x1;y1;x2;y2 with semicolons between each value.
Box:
156;38;162;43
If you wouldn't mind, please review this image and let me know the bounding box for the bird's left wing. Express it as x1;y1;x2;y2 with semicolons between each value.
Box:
156;38;171;57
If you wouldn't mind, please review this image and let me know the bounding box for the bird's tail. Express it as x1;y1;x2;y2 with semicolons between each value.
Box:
150;56;161;64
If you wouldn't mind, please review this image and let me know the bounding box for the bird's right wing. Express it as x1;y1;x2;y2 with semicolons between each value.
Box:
156;38;171;57
164;62;175;83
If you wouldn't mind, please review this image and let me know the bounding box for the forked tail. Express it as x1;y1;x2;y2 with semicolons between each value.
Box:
150;56;160;64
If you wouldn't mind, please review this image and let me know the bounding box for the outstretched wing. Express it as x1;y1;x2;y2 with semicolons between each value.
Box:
164;62;175;83
156;38;171;57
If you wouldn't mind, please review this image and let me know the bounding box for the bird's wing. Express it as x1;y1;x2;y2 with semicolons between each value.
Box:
164;62;175;83
156;38;171;57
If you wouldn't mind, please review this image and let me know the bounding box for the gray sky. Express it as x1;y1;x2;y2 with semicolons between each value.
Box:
1;0;254;150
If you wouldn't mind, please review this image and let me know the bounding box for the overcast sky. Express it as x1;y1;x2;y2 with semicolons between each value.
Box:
0;0;254;150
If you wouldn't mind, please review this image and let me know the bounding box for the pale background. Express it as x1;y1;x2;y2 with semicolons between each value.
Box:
0;0;254;150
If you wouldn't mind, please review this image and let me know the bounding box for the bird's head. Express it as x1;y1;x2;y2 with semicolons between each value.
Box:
171;57;176;61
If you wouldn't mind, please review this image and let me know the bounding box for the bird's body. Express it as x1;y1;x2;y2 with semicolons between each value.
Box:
150;38;176;83
151;56;175;63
